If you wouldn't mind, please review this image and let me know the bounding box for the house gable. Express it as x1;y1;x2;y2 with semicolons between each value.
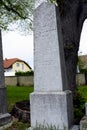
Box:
3;58;32;76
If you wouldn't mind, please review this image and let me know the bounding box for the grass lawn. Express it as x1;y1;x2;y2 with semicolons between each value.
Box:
7;86;34;112
4;121;30;130
78;85;87;102
5;85;87;130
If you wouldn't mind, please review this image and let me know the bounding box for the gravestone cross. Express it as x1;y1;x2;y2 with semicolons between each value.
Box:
29;1;74;130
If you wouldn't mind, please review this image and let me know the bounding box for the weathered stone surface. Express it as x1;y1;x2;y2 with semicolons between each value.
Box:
34;2;68;92
0;31;11;127
0;113;11;126
80;116;87;130
29;2;74;130
71;125;79;130
35;0;47;8
30;91;73;129
0;88;8;114
85;103;87;115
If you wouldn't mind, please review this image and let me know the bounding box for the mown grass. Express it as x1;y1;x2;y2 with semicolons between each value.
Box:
78;85;87;102
5;85;87;130
4;85;34;130
7;86;34;111
4;121;30;130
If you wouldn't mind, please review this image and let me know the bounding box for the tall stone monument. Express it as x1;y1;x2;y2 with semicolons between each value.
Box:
0;31;11;127
29;1;74;130
35;0;47;8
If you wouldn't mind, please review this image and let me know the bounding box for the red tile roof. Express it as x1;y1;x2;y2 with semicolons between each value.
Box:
3;58;31;69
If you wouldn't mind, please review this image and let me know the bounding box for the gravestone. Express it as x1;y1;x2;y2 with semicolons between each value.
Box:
35;0;47;8
0;31;11;127
29;2;74;130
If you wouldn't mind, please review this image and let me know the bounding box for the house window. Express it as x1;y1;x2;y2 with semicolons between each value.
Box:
16;63;19;67
22;64;24;70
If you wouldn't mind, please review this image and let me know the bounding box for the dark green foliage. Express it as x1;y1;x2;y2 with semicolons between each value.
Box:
80;68;87;73
56;0;64;13
73;89;85;124
49;0;64;13
4;121;30;130
15;71;34;76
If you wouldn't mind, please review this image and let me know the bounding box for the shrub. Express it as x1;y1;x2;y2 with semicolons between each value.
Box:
15;71;34;76
80;68;87;73
73;89;85;124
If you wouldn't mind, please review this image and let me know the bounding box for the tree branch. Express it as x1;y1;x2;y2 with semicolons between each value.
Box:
1;0;32;21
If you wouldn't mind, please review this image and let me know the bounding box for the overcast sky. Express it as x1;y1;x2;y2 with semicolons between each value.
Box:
1;19;87;70
79;19;87;55
2;31;34;69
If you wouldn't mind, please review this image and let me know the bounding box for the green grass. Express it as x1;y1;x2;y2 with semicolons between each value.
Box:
4;121;30;130
4;86;34;130
7;86;34;111
78;85;87;102
4;85;87;130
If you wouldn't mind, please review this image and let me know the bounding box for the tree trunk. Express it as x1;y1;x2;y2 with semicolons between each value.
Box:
56;0;87;92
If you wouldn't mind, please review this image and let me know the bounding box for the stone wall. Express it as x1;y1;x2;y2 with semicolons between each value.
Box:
76;73;86;86
5;74;86;87
5;76;34;86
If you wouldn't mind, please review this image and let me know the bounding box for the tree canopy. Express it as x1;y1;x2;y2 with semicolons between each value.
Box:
0;0;63;32
0;0;34;31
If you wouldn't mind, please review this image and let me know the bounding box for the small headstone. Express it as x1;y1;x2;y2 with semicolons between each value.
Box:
80;116;87;130
85;103;87;115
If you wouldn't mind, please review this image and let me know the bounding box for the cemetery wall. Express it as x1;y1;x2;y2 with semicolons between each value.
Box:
5;74;86;86
76;73;86;86
5;76;34;86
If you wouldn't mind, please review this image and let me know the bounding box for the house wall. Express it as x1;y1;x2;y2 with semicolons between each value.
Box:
4;72;15;76
5;68;12;72
5;76;34;86
12;61;31;72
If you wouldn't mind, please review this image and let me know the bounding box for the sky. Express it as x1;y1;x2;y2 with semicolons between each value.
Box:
2;31;34;69
1;19;87;70
79;19;87;55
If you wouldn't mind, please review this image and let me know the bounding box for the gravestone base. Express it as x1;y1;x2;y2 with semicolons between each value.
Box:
29;90;73;130
0;113;11;127
80;115;87;130
28;125;79;130
0;88;12;127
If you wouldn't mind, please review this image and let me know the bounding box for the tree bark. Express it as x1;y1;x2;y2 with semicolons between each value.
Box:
57;0;87;92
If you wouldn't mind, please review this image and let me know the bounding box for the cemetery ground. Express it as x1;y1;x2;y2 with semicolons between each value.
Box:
3;85;87;130
5;85;34;130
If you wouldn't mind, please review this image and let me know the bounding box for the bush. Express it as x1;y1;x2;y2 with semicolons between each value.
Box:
15;71;34;76
73;89;85;124
80;68;87;73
